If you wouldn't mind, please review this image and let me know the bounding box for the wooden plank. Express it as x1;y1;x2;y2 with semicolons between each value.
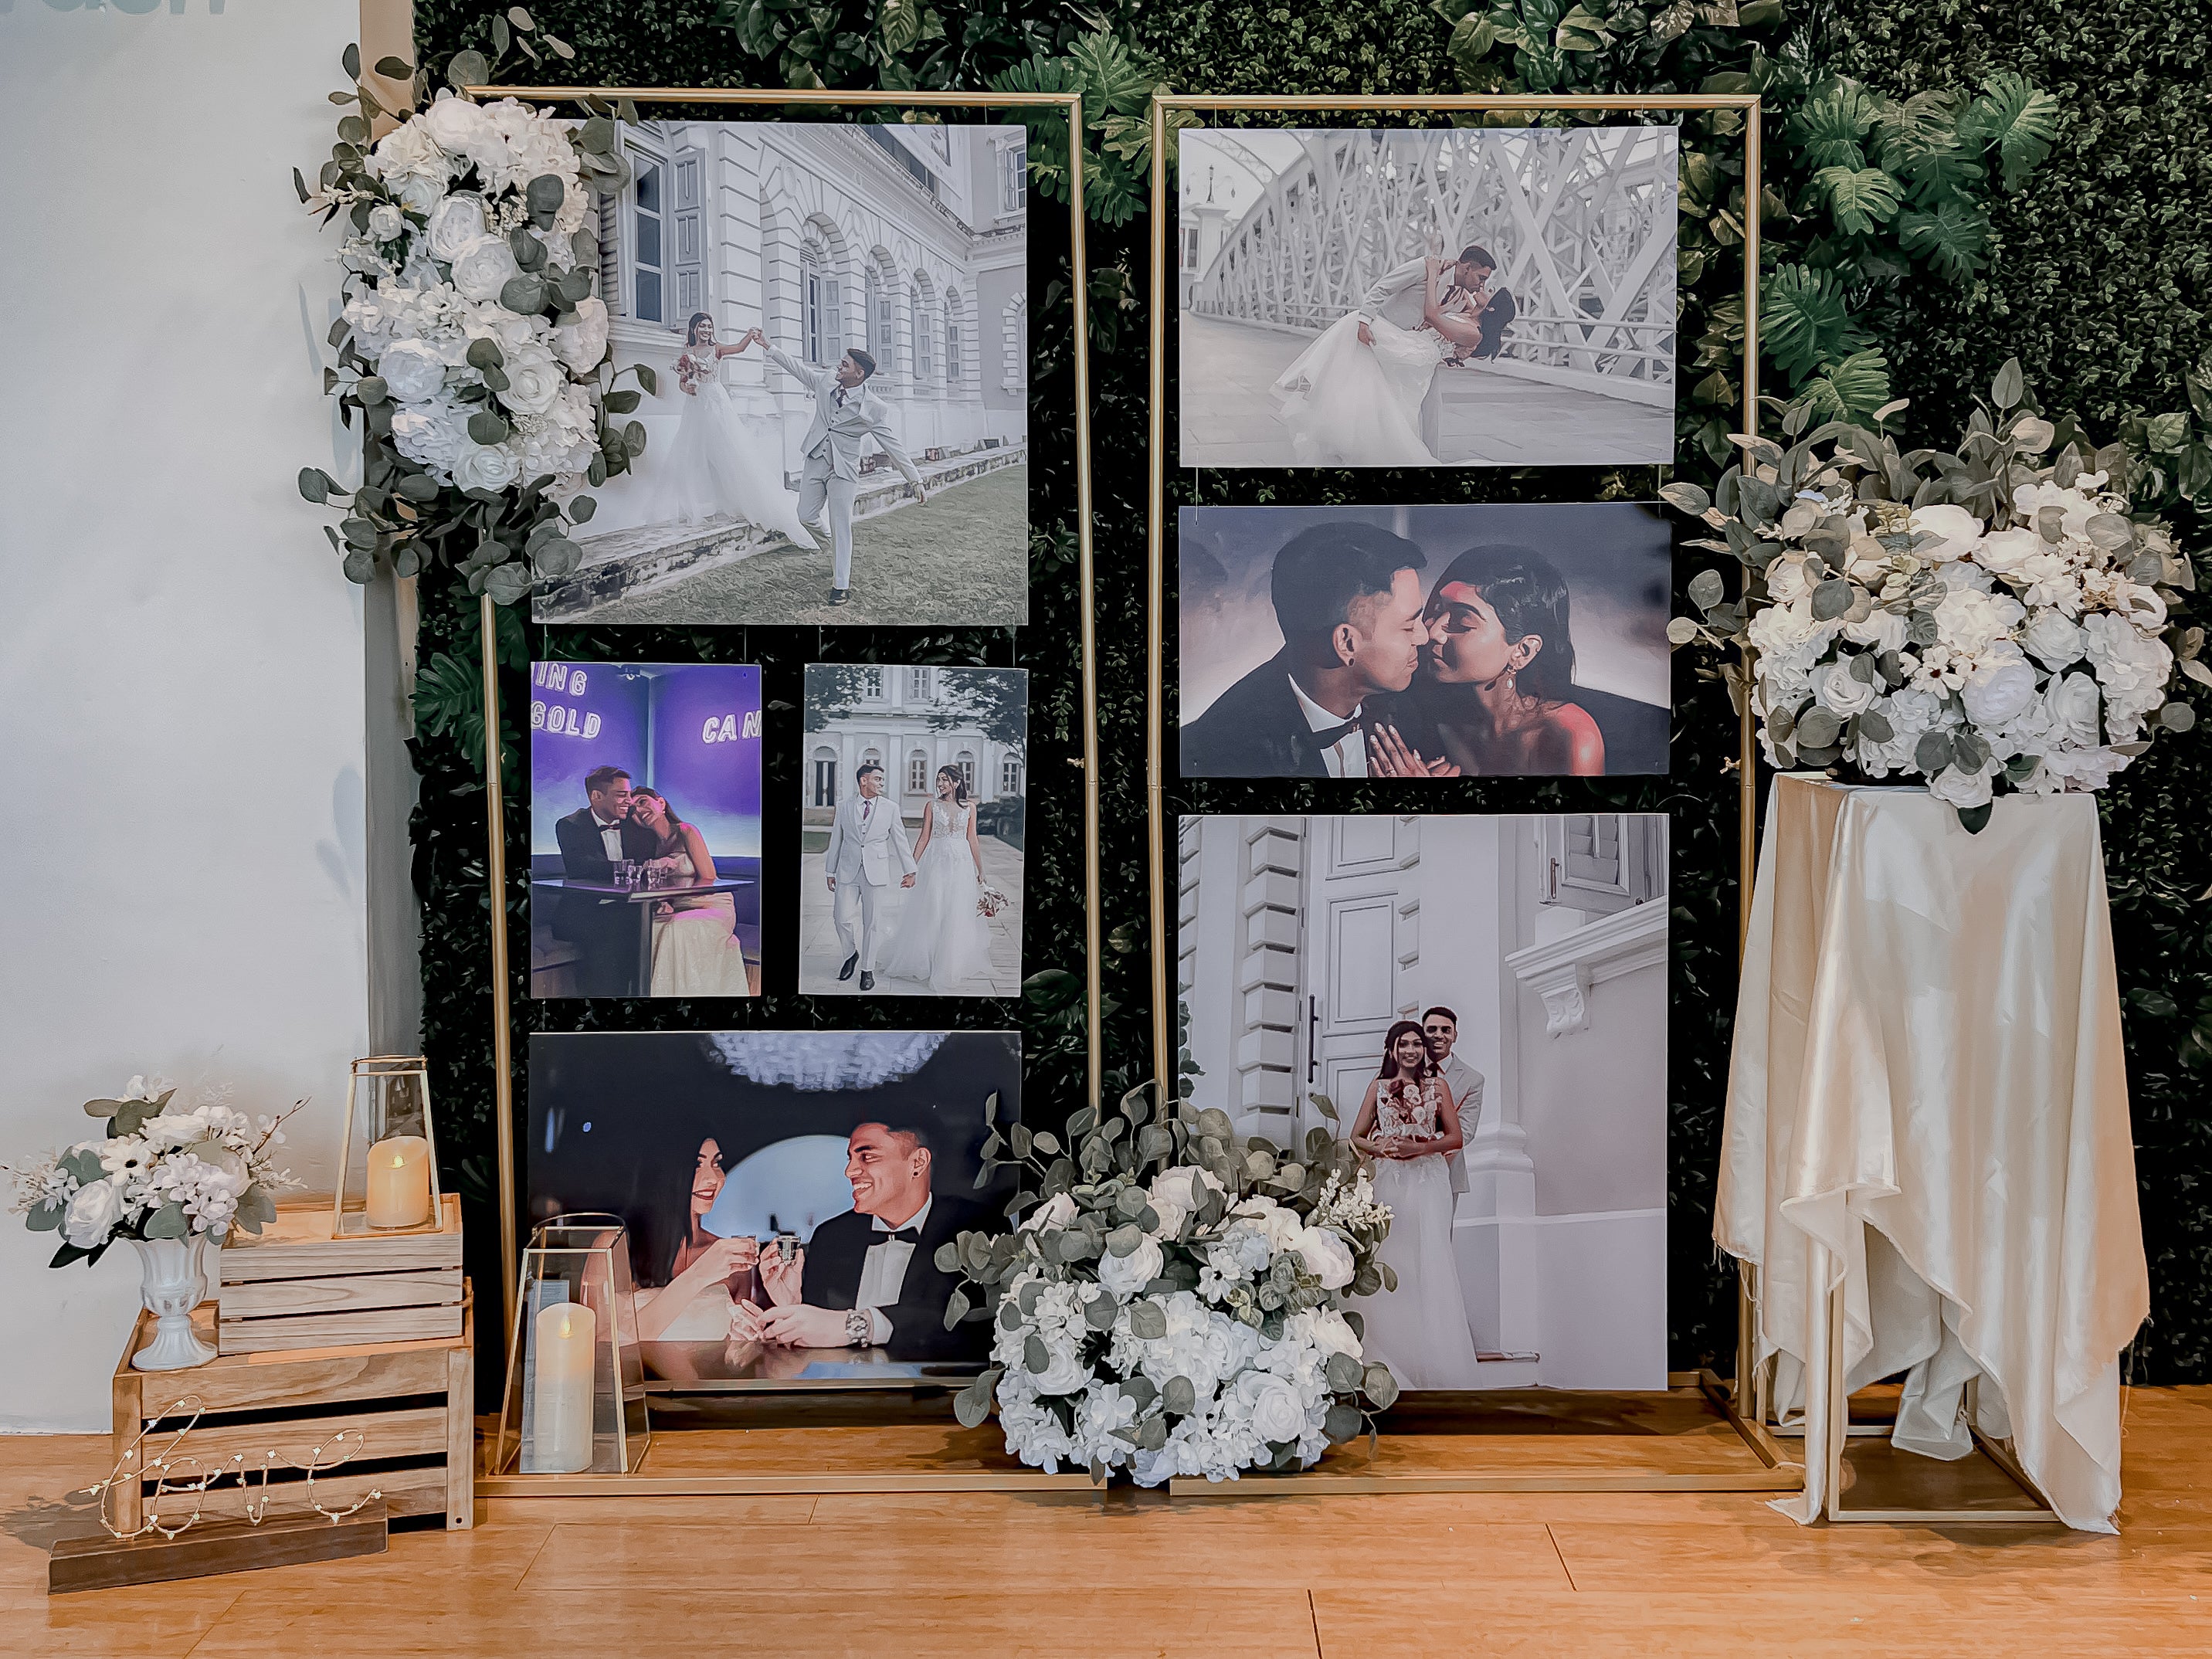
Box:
125;1312;460;1415
219;1266;463;1319
49;1500;388;1594
218;1194;462;1283
128;1406;449;1468
446;1301;475;1529
110;1363;144;1535
216;1302;465;1355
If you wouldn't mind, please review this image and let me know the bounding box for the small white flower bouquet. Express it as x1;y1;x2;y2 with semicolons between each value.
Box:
941;1086;1398;1486
977;884;1009;919
2;1078;298;1267
1666;360;2202;826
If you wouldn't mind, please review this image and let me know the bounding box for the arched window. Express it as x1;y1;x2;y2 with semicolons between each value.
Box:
870;255;897;365
811;747;838;808
802;238;841;366
955;749;976;792
911;280;933;381
945;291;961;385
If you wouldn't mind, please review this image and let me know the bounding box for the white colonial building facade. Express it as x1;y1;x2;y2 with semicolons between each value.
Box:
805;666;1024;825
590;120;1026;538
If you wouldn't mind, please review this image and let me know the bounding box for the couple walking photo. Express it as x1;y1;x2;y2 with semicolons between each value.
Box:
1177;125;1677;467
1178;506;1673;779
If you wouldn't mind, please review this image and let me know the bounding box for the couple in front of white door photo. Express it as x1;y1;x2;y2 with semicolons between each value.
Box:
1177;125;1677;468
1178;812;1671;1390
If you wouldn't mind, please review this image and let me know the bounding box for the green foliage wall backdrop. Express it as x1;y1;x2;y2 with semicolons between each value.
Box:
408;0;2212;1382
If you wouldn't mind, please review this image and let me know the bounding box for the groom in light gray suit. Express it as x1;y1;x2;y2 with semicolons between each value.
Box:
823;762;917;992
741;329;928;607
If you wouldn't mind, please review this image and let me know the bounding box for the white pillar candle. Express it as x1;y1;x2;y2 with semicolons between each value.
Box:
531;1302;597;1474
364;1135;433;1229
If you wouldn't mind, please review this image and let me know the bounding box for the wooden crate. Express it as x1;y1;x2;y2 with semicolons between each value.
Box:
110;1288;474;1533
217;1194;463;1355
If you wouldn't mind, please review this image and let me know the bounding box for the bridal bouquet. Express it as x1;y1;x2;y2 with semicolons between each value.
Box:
298;25;651;603
977;885;1009;919
2;1079;298;1267
1667;361;2202;826
941;1086;1399;1485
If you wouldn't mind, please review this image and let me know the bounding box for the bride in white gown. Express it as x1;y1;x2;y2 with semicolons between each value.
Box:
642;314;816;548
878;768;995;992
1350;1019;1481;1389
1270;257;1490;466
629;789;758;998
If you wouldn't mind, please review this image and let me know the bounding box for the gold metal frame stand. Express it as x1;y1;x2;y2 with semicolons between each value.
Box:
470;87;1099;1358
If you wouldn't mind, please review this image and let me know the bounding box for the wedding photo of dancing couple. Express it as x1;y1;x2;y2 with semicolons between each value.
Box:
532;120;1030;628
1177;125;1677;467
528;661;762;999
1178;812;1670;1391
799;663;1027;997
528;1030;1019;1382
1179;504;1671;779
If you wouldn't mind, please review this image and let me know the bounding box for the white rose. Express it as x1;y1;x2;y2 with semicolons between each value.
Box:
2015;480;2099;541
420;92;493;158
552;296;611;375
63;1178;125;1250
1019;1192;1078;1234
1814;658;1880;718
1960;656;2038;727
497;344;565;417
2044;672;2103;749
1096;1236;1165;1301
1230;1196;1304;1252
1302;1307;1362;1359
452;440;524;493
426;193;490;263
393;175;445;215
449;234;521;304
1291;1226;1356;1291
1235;1371;1309;1446
375;339;450;405
1976;528;2042;577
1765;555;1813;604
1928;762;1994;811
2022;610;2086;669
1031;1341;1089;1397
1841;607;1907;655
370;120;455;195
368;202;407;243
1909;502;1985;562
390;399;469;480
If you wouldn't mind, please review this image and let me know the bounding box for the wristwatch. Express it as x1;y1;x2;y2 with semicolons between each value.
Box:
844;1307;872;1348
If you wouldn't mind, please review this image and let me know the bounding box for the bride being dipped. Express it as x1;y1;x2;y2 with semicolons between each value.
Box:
629;787;760;997
1349;1020;1480;1389
877;767;995;992
643;312;816;549
1270;245;1503;467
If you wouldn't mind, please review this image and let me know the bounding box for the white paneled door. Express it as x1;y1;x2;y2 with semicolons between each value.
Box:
1301;816;1417;1135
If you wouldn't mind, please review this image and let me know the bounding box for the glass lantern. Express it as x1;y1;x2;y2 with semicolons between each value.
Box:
333;1056;443;1239
494;1214;650;1476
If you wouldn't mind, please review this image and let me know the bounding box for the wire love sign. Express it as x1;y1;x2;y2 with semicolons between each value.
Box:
82;1395;382;1542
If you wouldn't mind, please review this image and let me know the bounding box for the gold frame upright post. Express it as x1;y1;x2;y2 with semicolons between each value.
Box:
478;593;517;1342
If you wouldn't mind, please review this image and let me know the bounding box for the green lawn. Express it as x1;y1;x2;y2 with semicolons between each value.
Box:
581;463;1028;626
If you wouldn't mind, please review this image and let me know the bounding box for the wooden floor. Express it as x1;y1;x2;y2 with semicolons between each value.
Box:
4;1386;2210;1656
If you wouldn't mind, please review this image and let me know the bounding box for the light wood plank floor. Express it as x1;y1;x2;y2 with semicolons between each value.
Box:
4;1387;2208;1656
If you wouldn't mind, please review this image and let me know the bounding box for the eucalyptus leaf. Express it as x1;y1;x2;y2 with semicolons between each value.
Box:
143;1202;191;1240
1162;1375;1197;1416
1362;1362;1401;1411
1128;1299;1168;1340
25;1201;64;1233
943;1288;970;1332
1915;729;1957;774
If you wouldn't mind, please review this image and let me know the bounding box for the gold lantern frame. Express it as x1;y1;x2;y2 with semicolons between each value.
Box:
333;1054;443;1240
494;1212;652;1478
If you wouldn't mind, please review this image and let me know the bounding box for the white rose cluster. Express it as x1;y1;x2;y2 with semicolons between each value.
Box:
330;94;605;490
983;1151;1393;1488
1715;446;2183;810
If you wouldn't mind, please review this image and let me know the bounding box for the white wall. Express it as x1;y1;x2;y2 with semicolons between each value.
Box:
0;0;378;1430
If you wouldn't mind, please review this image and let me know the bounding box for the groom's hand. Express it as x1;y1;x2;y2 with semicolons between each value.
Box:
826;875;836;891
758;1303;860;1348
901;874;916;887
1357;321;1373;346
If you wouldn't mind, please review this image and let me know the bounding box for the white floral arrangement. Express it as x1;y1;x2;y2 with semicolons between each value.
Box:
942;1088;1399;1486
1667;360;2202;826
297;26;651;604
2;1079;299;1267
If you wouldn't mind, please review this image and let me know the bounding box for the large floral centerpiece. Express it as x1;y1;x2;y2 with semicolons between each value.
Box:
1666;361;2203;827
297;23;649;603
941;1087;1399;1485
4;1078;297;1264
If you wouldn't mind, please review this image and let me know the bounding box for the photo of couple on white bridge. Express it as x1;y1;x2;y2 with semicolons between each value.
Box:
1177;124;1678;469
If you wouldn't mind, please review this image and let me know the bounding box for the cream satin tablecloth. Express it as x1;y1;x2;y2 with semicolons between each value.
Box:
1718;775;2148;1530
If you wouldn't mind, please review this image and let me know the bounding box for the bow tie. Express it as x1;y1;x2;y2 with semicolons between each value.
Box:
1308;718;1362;748
877;1226;920;1243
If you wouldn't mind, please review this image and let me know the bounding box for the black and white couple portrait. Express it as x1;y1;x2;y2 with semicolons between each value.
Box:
1179;505;1671;779
528;662;762;999
1177;813;1670;1390
534;121;1030;628
1178;126;1677;467
528;1031;1019;1381
800;664;1026;997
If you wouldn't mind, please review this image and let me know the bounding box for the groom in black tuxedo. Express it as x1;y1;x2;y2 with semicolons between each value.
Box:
1180;521;1430;778
551;765;660;996
735;1122;996;1362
